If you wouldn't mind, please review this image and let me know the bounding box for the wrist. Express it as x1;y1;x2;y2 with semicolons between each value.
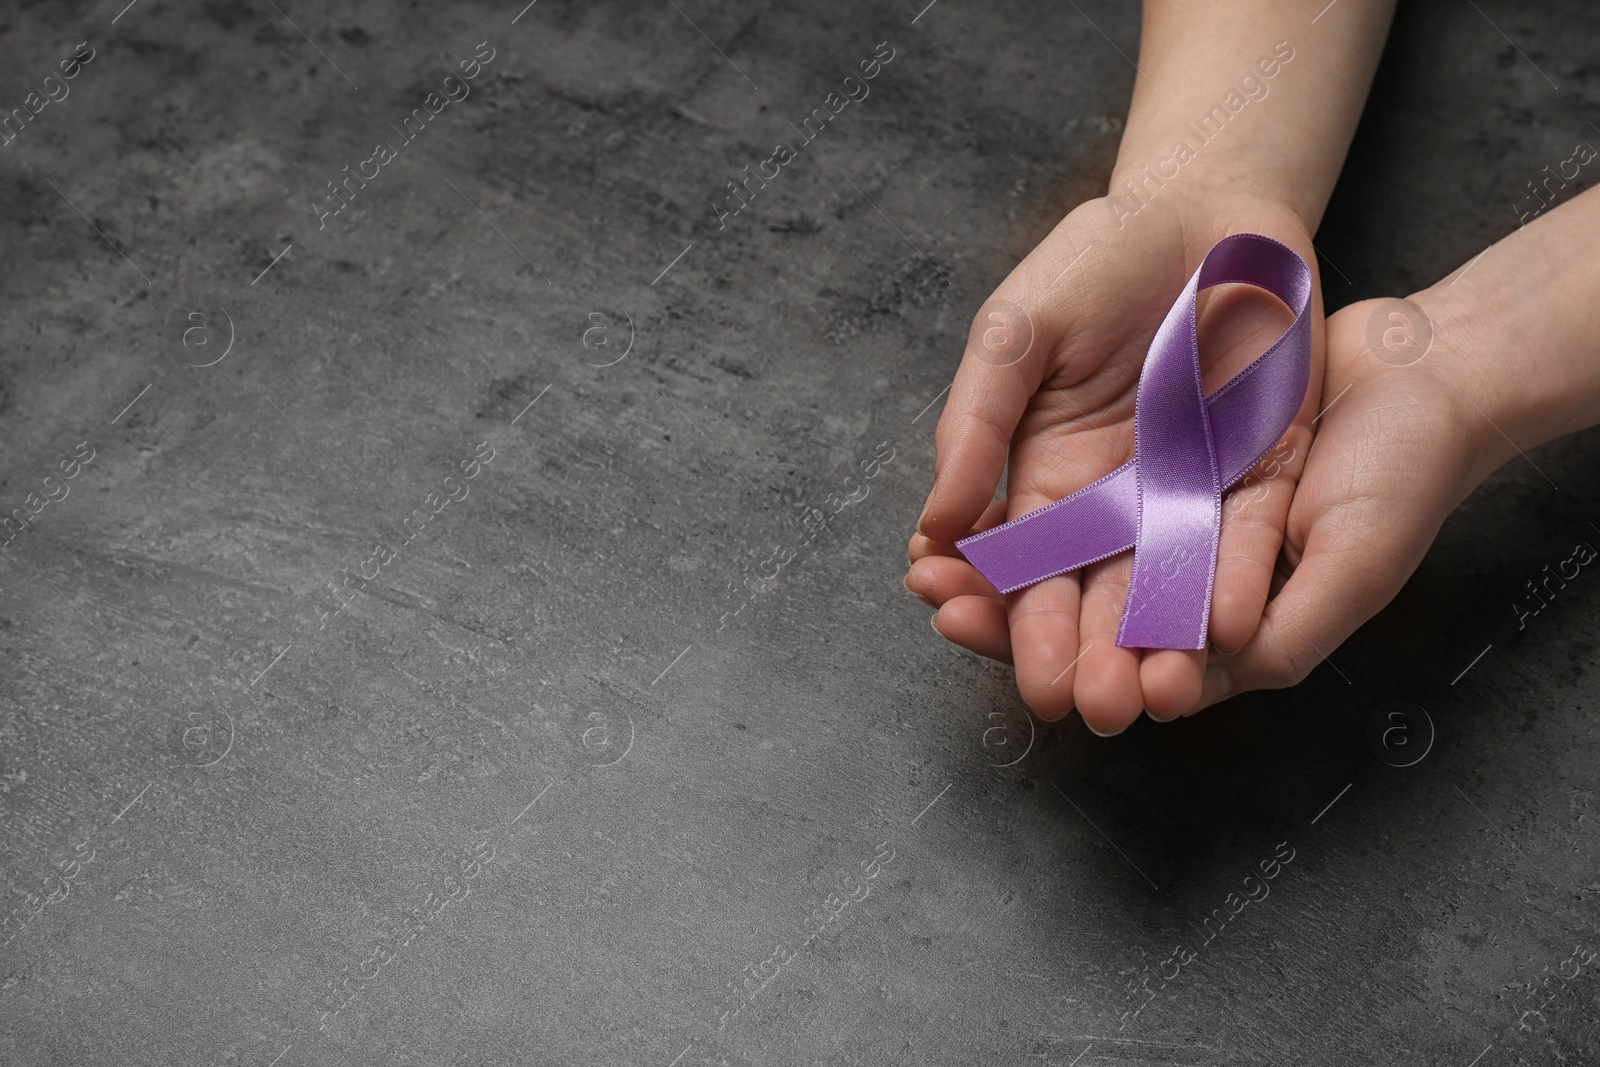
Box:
1408;283;1552;486
1107;155;1309;224
1409;187;1600;482
1094;168;1314;260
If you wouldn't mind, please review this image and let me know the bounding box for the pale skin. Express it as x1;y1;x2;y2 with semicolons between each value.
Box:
906;0;1600;732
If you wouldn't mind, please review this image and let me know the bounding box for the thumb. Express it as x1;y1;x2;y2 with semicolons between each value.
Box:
1196;502;1443;708
919;291;1055;542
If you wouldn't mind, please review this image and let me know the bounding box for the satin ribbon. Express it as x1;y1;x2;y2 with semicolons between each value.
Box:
955;233;1313;650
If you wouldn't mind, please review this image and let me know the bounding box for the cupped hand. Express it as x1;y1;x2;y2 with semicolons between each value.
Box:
905;186;1326;733
1175;293;1503;711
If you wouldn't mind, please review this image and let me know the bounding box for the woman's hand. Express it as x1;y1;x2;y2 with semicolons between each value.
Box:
904;0;1400;733
906;183;1327;733
1180;290;1526;711
1183;177;1600;714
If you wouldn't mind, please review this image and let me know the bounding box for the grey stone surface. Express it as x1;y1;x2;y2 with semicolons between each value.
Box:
1;1;1599;1064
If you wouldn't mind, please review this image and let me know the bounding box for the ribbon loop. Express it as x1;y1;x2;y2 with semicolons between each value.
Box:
955;233;1313;650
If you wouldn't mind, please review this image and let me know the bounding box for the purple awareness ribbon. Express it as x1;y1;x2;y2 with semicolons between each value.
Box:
955;233;1313;651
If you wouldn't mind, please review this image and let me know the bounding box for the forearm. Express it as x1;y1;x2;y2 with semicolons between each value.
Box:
1110;0;1397;227
1418;183;1600;475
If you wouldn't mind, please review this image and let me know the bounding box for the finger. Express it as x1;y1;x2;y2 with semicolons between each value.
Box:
1209;425;1311;654
905;554;1002;608
1069;553;1144;735
920;297;1056;543
1196;517;1428;712
933;595;1013;664
909;497;1008;563
1005;573;1085;720
1140;648;1206;721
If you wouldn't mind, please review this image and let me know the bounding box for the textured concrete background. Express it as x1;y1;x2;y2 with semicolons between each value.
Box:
2;0;1598;1064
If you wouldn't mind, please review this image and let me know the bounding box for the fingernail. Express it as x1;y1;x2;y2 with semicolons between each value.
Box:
903;573;936;607
1082;717;1119;738
1144;707;1178;724
930;613;943;636
916;482;937;533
